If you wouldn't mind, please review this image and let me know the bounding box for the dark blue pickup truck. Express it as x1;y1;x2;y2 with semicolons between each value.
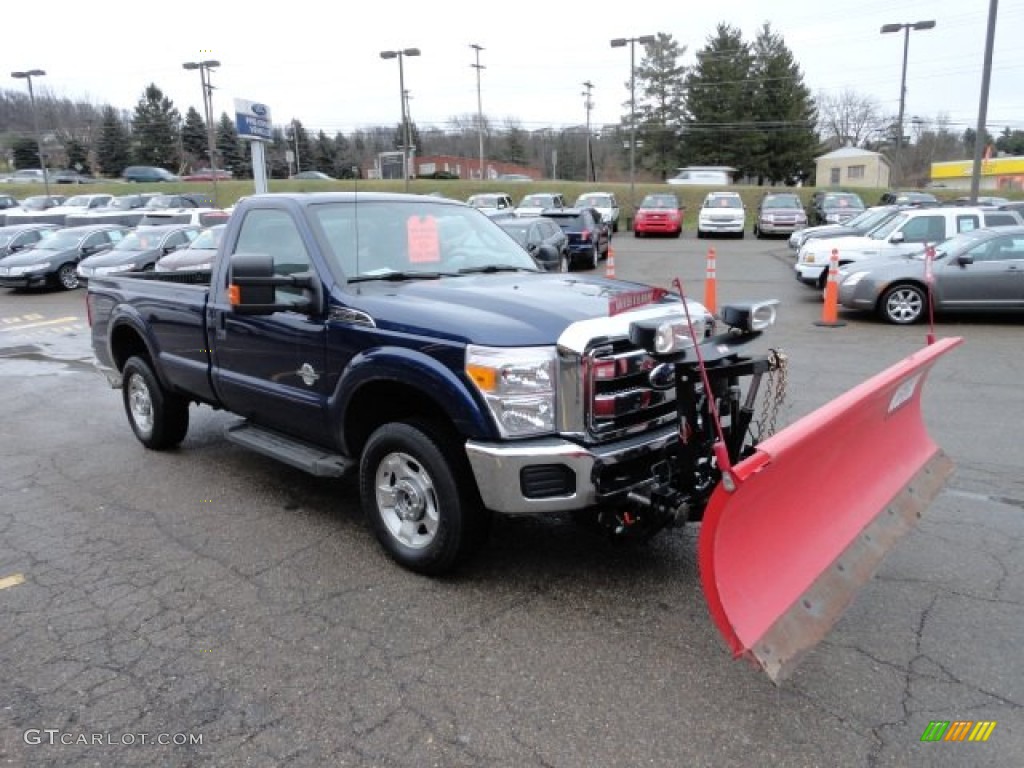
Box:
89;192;784;576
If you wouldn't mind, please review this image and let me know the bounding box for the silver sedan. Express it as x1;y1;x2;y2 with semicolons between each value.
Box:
838;226;1024;324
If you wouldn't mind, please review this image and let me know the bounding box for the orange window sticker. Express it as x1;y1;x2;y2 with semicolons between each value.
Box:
407;216;441;263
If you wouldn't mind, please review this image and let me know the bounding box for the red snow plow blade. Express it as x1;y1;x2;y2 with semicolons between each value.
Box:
698;337;962;683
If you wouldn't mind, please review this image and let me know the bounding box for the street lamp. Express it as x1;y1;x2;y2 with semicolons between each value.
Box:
880;20;935;185
10;69;50;197
470;44;485;181
380;48;421;192
182;59;221;202
610;35;655;225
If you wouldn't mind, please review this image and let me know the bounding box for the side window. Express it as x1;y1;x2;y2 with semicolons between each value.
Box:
233;209;312;305
956;215;980;233
974;236;1024;262
165;231;190;249
983;213;1016;228
900;216;944;243
83;232;107;250
108;230;125;243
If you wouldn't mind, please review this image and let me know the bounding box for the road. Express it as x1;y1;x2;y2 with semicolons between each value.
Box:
1;233;1021;767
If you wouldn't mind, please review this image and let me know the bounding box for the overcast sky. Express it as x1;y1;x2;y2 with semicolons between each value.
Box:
6;0;1024;139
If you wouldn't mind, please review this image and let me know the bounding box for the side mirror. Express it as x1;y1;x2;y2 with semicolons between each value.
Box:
956;254;974;266
228;251;321;315
889;232;905;244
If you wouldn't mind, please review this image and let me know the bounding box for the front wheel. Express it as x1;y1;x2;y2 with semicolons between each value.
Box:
57;263;79;290
121;356;189;449
360;421;489;575
879;284;926;324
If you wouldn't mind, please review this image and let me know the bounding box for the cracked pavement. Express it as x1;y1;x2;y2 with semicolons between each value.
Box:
1;242;1021;767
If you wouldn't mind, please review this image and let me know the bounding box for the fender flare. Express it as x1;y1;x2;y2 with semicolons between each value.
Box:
105;305;170;389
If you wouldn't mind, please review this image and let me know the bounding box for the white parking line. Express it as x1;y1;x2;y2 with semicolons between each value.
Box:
0;316;80;332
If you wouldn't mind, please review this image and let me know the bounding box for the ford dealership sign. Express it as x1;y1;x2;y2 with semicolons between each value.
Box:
235;98;272;141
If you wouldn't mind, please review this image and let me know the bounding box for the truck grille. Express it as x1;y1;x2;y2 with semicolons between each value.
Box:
586;342;678;441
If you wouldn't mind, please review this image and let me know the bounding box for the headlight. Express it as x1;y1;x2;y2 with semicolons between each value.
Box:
841;271;869;287
718;300;779;332
96;264;135;275
628;316;705;356
802;251;816;264
466;345;557;437
11;263;51;275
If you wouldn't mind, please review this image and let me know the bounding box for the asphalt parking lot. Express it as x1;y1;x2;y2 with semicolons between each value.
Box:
0;232;1021;767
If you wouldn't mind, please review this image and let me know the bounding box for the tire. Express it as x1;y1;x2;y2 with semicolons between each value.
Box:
559;251;570;273
121;356;190;450
634;230;644;239
672;229;682;239
57;263;79;290
816;270;829;290
588;244;599;270
612;220;619;233
879;283;926;325
359;420;490;575
696;230;704;239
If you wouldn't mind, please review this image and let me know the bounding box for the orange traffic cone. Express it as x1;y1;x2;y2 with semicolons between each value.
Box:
605;244;617;278
814;248;847;327
703;247;717;314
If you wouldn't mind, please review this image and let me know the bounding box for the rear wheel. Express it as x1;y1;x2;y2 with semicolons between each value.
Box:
879;284;926;324
588;245;599;270
360;420;490;575
559;251;570;273
121;356;189;449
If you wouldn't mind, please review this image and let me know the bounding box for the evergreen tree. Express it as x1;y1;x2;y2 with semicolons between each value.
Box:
268;127;291;178
503;123;528;166
749;23;818;184
995;127;1024;155
287;120;313;173
96;105;132;177
333;132;357;178
683;24;759;176
216;113;248;177
633;33;688;179
313;130;336;173
12;138;40;169
131;83;180;169
64;138;91;175
182;106;208;165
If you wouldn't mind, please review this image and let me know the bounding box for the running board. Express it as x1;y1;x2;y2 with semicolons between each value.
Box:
224;422;353;478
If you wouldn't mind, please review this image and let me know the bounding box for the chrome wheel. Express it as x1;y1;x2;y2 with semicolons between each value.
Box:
57;264;79;290
127;372;154;438
375;451;440;550
881;285;925;324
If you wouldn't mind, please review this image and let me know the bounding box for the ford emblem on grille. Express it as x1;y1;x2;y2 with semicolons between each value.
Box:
648;362;675;390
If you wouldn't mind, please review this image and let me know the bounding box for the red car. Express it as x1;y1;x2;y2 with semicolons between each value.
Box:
633;193;683;237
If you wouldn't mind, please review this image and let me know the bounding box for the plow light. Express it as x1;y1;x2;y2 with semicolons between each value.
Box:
629;316;704;357
718;300;779;332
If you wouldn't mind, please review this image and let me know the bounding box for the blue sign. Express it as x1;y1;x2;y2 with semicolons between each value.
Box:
234;98;272;141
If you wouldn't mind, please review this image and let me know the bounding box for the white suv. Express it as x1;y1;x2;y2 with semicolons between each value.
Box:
697;192;746;238
574;192;620;232
795;206;1024;288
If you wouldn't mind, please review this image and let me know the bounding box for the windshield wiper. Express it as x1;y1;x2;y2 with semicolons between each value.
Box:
457;265;535;275
348;270;455;284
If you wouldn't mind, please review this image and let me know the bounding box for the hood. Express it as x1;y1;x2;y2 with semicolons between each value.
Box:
840;253;926;278
801;235;884;255
0;246;72;265
79;248;156;268
344;273;702;347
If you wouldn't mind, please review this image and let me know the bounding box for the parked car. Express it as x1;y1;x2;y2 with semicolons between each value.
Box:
122;166;181;183
143;193;215;210
796;206;1024;288
515;193;565;217
539;207;608;270
495;216;569;272
6;193;114;226
574;192;620;233
633;193;684;238
696;192;746;238
466;193;514;213
878;190;938;206
0;224;128;290
182;168;233;182
667;166;733;186
838;226;1024;324
7;169;52;184
807;192;866;226
53;169;98;184
999;201;1024;216
789;205;901;251
495;173;533;182
290;171;335;181
64;194;159;227
18;195;66;211
0;223;60;258
0;195;19;210
78;225;200;281
753;193;807;238
155;224;226;273
952;195;1010;207
139;209;231;227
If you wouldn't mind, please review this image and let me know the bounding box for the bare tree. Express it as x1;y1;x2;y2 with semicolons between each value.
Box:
816;88;887;149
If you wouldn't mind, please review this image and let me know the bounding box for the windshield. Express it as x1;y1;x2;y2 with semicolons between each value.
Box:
576;195;611;207
468;195;500;207
519;195;554;207
640;195;679;209
313;200;538;280
63;195;92;207
21;197;56;211
106;196;139;210
918;230;989;260
823;193;864;210
188;226;225;249
114;232;160;251
705;196;742;209
869;213;908;240
35;232;84;250
145;195;177;210
763;196;802;209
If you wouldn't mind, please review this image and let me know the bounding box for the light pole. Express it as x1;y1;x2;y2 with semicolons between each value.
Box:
470;44;486;181
380;48;421;193
880;20;935;186
610;35;655;226
11;69;51;197
582;81;595;182
182;59;221;202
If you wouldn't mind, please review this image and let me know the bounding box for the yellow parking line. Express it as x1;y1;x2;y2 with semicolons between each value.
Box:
0;573;26;590
0;317;79;333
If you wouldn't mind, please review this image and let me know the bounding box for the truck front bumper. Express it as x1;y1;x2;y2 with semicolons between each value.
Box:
465;425;677;516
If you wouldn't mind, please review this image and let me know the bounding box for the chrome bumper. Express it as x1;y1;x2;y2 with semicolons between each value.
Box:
464;425;677;516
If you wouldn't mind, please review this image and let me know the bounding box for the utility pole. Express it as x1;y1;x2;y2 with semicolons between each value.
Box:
969;0;999;203
292;119;301;174
582;81;595;182
470;44;486;181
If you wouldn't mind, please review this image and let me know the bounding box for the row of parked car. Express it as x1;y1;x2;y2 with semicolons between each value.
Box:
0;166;233;185
0;191;232;290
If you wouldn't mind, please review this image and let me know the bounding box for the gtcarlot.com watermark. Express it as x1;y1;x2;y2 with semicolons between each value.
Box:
23;729;203;746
